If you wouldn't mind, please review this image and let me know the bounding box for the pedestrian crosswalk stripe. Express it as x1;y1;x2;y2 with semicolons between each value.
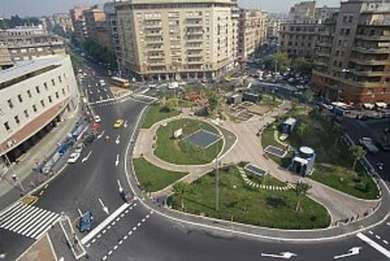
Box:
0;201;60;240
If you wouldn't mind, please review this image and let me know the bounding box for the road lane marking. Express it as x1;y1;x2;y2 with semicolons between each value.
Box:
115;135;120;144
369;231;374;235
384;240;389;245
81;203;131;245
333;247;362;259
376;235;381;240
357;232;390;259
81;151;92;163
115;154;120;167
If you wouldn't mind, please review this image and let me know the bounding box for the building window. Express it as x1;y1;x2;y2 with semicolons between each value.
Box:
32;105;37;112
4;122;10;131
44;82;48;91
40;100;45;107
58;75;62;83
24;110;29;118
27;90;32;98
36;86;40;94
7;99;13;108
14;115;20;124
48;96;52;103
55;92;59;99
51;79;55;86
18;94;23;103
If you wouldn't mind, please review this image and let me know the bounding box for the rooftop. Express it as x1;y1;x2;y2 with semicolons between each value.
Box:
0;55;65;85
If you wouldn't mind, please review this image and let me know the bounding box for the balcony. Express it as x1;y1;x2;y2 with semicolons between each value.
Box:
186;23;203;28
317;41;332;47
187;60;203;65
356;34;390;41
313;70;385;88
145;31;162;36
187;46;203;51
186;38;203;43
313;60;328;67
144;24;162;29
349;69;388;77
352;46;389;54
186;31;203;36
349;58;388;66
317;51;330;57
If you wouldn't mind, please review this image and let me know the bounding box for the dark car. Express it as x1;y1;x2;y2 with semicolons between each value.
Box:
121;192;134;203
79;211;94;233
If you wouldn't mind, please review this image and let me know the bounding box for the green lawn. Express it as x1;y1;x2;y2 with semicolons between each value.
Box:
155;118;223;165
261;106;380;200
142;104;179;129
133;158;188;192
169;167;330;229
246;173;287;187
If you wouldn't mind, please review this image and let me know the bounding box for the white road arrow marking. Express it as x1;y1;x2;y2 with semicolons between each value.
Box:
334;247;362;259
77;208;84;217
261;252;297;259
124;121;128;128
115;154;120;167
97;130;105;140
116;135;120;144
98;198;110;215
100;96;103;100
117;179;124;194
81;151;92;163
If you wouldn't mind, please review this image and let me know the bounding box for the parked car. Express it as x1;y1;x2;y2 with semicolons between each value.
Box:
74;143;84;154
359;137;379;154
79;211;94;233
67;153;81;163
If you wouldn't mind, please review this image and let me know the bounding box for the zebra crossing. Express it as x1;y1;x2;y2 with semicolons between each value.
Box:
0;201;61;240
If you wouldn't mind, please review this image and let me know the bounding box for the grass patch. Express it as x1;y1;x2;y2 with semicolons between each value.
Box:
261;105;379;200
142;104;179;129
133;158;187;192
155;118;223;165
169;167;330;229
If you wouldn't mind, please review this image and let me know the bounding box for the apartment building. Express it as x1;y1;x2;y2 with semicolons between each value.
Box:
50;13;74;34
84;6;111;48
279;19;321;59
0;25;66;63
267;16;285;40
115;0;238;81
289;1;316;21
104;2;121;69
237;9;268;59
312;0;390;104
70;6;88;41
0;55;79;161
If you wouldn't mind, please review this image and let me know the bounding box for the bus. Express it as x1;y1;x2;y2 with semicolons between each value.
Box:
111;77;130;88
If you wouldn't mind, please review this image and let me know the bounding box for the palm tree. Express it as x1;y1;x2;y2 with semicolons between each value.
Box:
173;182;188;210
294;182;311;212
350;145;366;170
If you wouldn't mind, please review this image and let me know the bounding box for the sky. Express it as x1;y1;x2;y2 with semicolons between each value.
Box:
1;0;341;18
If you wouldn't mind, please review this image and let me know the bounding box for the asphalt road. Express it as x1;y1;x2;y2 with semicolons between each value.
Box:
2;60;390;261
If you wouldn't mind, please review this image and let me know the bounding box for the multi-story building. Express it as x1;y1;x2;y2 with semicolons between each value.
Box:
83;5;111;48
114;0;238;81
51;13;74;34
267;16;285;40
70;6;88;41
0;55;79;161
104;2;121;69
312;0;390;104
279;19;321;59
0;47;13;70
289;1;316;21
0;25;66;63
237;9;268;59
315;6;339;23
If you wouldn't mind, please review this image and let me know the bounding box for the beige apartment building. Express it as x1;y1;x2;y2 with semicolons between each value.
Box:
237;9;268;59
115;0;238;81
0;25;66;63
312;0;390;104
70;6;88;41
84;6;111;48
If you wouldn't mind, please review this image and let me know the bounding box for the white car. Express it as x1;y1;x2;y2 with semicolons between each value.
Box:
74;143;84;154
68;153;81;163
94;115;101;123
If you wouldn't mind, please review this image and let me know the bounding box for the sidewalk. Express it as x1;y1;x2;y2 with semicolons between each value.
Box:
0;111;80;210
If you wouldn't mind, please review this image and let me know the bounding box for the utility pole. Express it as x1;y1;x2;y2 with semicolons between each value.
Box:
215;144;220;212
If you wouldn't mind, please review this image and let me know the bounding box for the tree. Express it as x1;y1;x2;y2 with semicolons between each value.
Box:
207;92;219;114
165;97;179;112
273;51;290;72
292;57;313;74
173;182;188;210
350;145;366;170
294;182;311;212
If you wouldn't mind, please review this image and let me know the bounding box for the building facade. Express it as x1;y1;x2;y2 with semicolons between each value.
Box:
289;1;316;21
115;0;238;81
70;6;88;41
312;0;390;104
0;47;13;70
83;6;111;48
267;16;285;40
0;25;66;63
237;9;268;59
0;55;79;161
104;2;121;70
